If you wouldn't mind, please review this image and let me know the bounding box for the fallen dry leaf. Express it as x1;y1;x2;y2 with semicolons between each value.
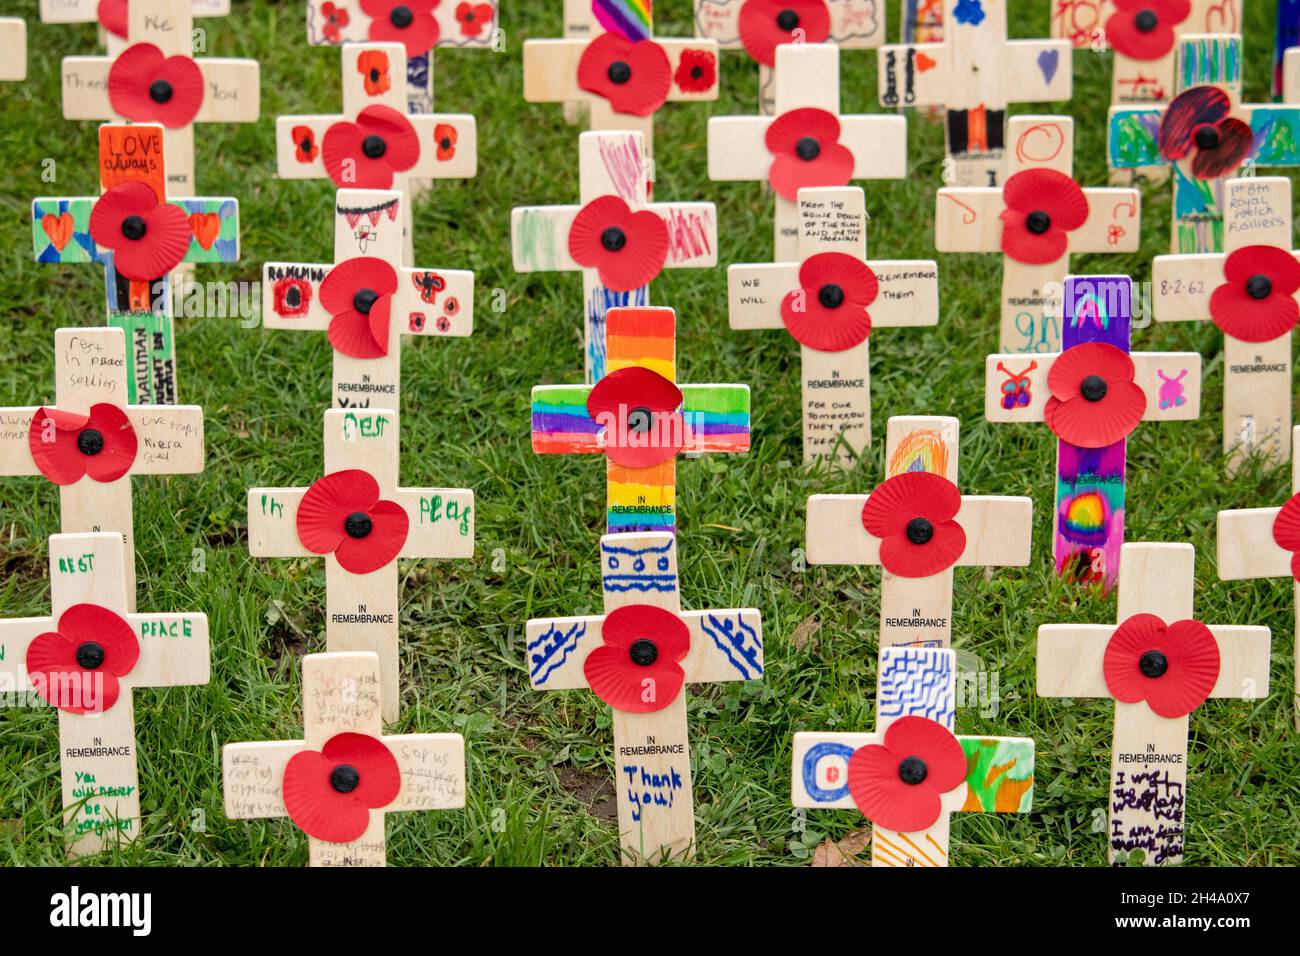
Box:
810;827;870;867
790;614;820;652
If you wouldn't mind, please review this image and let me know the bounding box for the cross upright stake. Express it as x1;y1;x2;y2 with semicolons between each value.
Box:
1153;176;1300;468
531;306;750;534
0;327;205;610
223;651;465;866
33;123;241;405
1037;542;1270;865
40;0;230;58
0;16;25;80
727;185;938;463
512;130;717;383
1108;33;1300;253
0;532;209;857
807;415;1032;648
60;0;260;198
525;530;763;864
262;187;472;409
1287;47;1300;103
247;408;473;722
792;645;1035;866
708;42;906;261
876;0;1071;187
985;275;1202;589
936;115;1140;354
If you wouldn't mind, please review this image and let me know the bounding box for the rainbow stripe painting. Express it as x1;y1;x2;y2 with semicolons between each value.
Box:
593;0;652;41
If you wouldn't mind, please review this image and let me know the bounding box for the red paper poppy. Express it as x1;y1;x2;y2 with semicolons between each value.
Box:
434;122;457;161
362;0;440;57
577;33;671;117
97;0;128;39
26;604;139;715
587;366;688;468
999;168;1089;265
319;257;399;358
322;105;421;189
583;604;689;713
1104;0;1189;60
1044;342;1146;448
28;403;138;486
321;1;350;42
861;472;966;578
357;49;391;97
568;195;669;292
738;0;831;67
293;125;319;163
1158;86;1253;180
779;252;876;351
1208;245;1300;343
1272;494;1300;581
296;470;409;574
1103;613;1221;718
456;1;493;36
846;716;968;833
282;732;401;843
674;48;717;93
107;42;205;129
88;180;191;281
765;107;854;202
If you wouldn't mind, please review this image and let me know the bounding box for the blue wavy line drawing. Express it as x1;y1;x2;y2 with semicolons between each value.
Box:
700;612;762;679
601;539;676;593
878;647;954;726
527;620;586;686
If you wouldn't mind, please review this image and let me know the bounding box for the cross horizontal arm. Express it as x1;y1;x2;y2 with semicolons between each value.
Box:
274;114;478;180
1217;507;1289;580
531;384;599;454
876;44;948;108
1073;189;1141;252
681;384;750;453
1004;41;1072;102
1107;106;1162;170
0;405;204;476
936;188;1139;253
983;352;1202;422
523;39;720;105
40;0;230;24
728;260;939;330
34;197;240;265
0;618;51;686
511;203;718;274
124;613;210;688
531;384;750;455
62;57;260;122
1151;253;1225;322
708;115;908;182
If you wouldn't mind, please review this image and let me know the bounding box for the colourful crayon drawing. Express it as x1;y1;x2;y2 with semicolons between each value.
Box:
959;738;1034;813
1157;368;1188;409
887;428;951;477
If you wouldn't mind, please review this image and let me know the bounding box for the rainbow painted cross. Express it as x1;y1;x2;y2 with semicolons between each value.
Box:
531;306;749;533
984;275;1202;590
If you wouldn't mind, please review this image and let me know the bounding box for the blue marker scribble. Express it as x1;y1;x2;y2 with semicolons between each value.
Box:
527;620;586;686
877;647;954;726
586;286;647;382
621;764;685;821
602;539;676;593
700;612;762;679
952;0;985;25
801;742;856;803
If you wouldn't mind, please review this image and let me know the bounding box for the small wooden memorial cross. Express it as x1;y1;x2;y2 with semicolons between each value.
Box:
262;187;472;409
304;0;500;113
512;129;717;384
1108;33;1300;254
693;0;887;115
877;0;1071;187
223;651;464;866
708;42;906;261
1217;424;1300;718
33;123;241;405
792;645;1035;866
985;275;1201;590
39;0;230;58
247;408;473;722
61;0;260;197
0;16;25;81
0;327;204;610
936;114;1140;354
1153;176;1300;467
0;532;209;856
276;42;477;261
525;530;763;863
1038;542;1270;865
807;415;1032;648
557;2;657;126
727;185;938;463
531;306;749;534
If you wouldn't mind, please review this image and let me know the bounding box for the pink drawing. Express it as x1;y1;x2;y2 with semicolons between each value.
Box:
1157;368;1188;410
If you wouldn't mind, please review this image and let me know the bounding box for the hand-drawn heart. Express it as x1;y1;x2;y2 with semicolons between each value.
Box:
1037;49;1059;86
916;52;937;72
42;212;74;252
188;212;219;250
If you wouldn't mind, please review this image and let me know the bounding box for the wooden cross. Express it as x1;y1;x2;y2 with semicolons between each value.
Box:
1217;424;1300;720
1037;542;1270;865
0;327;204;610
223;651;464;866
936;114;1140;354
1286;46;1300;104
0;532;209;857
727;186;938;463
33;123;241;405
792;645;1034;866
531;306;749;534
262;186;472;409
985;275;1201;590
0;16;25;81
876;0;1071;187
693;0;887;115
275;41;477;261
1154;177;1299;468
247;408;473;722
524;530;763;863
807;415;1032;648
512;130;716;384
1108;33;1300;254
40;0;230;57
708;42;906;261
304;0;499;113
61;0;260;198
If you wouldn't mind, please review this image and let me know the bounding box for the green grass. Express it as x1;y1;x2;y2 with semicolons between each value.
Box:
0;0;1298;867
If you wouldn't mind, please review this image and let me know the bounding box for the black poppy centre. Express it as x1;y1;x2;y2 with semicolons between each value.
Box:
389;5;414;28
300;134;314;153
898;755;928;785
607;60;633;85
76;428;106;456
345;511;374;539
628;638;659;666
795;136;821;161
1246;274;1273;299
330;764;361;793
1194;125;1220;151
818;283;844;309
1139;649;1169;678
626;405;654;434
353;288;380;314
149;79;173;104
906;517;934;545
75;641;106;670
1025;210;1051;235
1080;374;1108;402
776;8;800;30
1134;8;1158;31
601;226;627;251
362;135;388;159
121;215;147;241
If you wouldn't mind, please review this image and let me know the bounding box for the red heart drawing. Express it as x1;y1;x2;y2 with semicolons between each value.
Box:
916;52;937;72
188;212;219;250
42;212;74;252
